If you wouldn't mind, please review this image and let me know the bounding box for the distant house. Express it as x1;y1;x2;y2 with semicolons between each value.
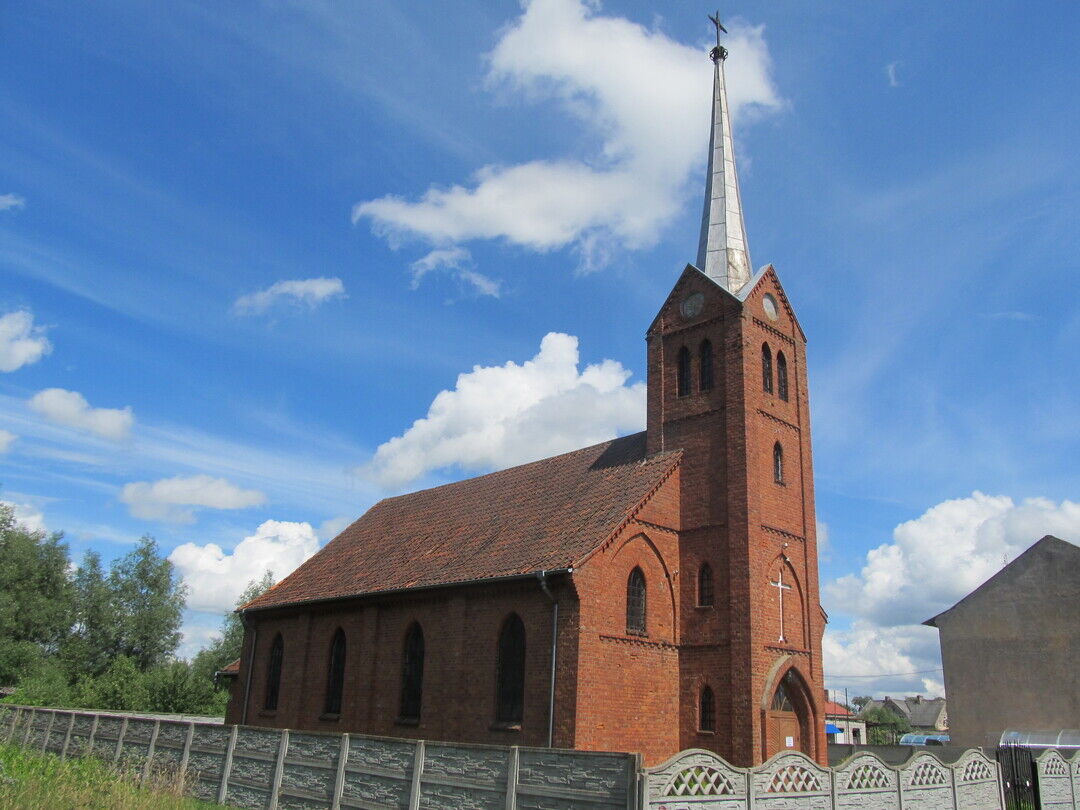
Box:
824;697;866;744
925;534;1080;748
862;695;948;733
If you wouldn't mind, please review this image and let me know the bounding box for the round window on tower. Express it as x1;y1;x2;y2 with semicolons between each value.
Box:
681;292;704;319
762;293;779;321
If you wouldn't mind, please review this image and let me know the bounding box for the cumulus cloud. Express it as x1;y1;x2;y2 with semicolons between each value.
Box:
0;429;16;453
824;492;1079;696
364;332;645;488
354;0;782;270
233;277;346;314
1;500;46;534
0;311;52;372
0;193;25;211
318;515;353;540
29;388;133;440
170;520;320;613
120;474;267;524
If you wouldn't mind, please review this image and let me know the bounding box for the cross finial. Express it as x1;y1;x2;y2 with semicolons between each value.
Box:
708;11;728;63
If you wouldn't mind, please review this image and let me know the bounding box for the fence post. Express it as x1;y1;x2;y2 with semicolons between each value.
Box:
331;733;350;810
949;761;959;809
178;722;195;781
504;746;519;810
625;753;639;810
408;740;425;810
41;710;56;754
87;714;99;757
268;728;289;810
2;707;16;743
113;716;129;764
61;713;75;759
217;724;239;805
897;765;905;810
21;707;36;746
141;720;161;784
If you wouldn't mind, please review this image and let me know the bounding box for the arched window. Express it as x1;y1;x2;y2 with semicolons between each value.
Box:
698;340;714;392
771;676;794;711
626;567;647;635
495;614;526;724
700;686;716;732
777;351;789;401
323;628;346;715
677;346;692;397
773;442;784;484
762;344;773;393
698;563;714;607
264;633;283;711
399;623;425;722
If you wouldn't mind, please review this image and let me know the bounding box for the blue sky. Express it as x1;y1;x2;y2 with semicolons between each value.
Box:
1;0;1076;698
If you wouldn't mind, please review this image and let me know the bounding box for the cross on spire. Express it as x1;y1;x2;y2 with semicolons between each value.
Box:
708;11;728;62
770;567;793;643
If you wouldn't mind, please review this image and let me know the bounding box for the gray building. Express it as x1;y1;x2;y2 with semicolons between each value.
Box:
862;695;947;733
924;535;1080;748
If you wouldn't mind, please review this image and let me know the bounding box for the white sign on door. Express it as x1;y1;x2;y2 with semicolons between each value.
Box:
785;736;794;748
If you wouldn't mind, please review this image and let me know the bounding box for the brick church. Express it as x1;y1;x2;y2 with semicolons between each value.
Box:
225;28;827;768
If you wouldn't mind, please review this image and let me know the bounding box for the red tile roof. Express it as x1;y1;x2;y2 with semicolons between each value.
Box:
825;700;853;717
244;433;681;611
216;658;241;677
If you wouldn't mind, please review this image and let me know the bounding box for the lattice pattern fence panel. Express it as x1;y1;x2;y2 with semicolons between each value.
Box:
833;753;898;810
1036;750;1077;809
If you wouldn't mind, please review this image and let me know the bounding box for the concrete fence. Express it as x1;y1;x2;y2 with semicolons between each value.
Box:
0;704;639;809
3;704;1079;810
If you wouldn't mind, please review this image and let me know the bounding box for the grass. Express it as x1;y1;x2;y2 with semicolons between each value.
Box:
0;742;235;810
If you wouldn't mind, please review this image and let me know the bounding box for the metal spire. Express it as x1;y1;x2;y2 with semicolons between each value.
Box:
695;12;753;293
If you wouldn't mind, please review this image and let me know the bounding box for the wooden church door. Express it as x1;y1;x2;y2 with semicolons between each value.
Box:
766;674;806;758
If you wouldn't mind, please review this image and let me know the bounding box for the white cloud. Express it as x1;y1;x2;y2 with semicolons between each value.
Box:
354;0;782;270
170;519;320;613
120;474;267;524
364;331;645;488
318;515;353;540
0;311;52;372
824;492;1080;696
1;500;46;534
233;277;346;314
886;61;901;87
0;429;16;453
0;193;25;211
408;247;502;297
28;388;133;440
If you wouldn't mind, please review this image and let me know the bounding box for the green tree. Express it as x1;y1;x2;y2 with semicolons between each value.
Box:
144;661;218;714
851;695;872;711
59;551;121;678
0;504;74;684
862;705;913;744
4;660;72;707
192;571;274;684
77;655;149;711
109;536;187;671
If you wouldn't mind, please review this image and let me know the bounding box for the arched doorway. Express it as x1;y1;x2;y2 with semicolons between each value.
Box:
765;669;813;759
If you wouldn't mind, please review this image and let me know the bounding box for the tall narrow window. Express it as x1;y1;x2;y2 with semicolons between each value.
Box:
698;563;714;607
626;567;646;635
777;351;789;401
495;614;526;724
264;633;283;711
677;346;692;397
399;623;425;722
324;628;346;715
773;442;784;484
771;677;794;711
698;340;714;391
700;686;716;732
762;344;773;393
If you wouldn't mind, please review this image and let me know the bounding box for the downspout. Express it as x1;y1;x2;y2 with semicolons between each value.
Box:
240;612;257;726
537;570;560;748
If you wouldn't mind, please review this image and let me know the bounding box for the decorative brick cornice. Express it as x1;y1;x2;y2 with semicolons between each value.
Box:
757;409;799;432
600;633;678;651
752;317;796;345
765;644;810;656
631;518;678;536
762;524;805;543
653;313;726;339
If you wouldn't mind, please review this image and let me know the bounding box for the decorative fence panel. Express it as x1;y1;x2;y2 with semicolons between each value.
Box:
644;747;1018;810
0;705;638;810
1037;749;1078;809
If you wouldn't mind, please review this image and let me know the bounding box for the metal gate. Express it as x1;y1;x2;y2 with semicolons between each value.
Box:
998;744;1041;810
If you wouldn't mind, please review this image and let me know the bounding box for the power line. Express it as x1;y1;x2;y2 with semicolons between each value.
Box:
827;668;943;679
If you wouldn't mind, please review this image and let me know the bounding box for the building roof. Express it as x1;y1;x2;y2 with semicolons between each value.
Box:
243;432;681;611
863;696;947;728
924;535;1079;627
824;700;852;717
215;658;241;678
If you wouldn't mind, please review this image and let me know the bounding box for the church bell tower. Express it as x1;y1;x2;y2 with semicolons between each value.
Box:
645;16;827;766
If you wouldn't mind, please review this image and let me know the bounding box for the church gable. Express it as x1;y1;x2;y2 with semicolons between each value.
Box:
244;432;682;612
737;266;806;344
